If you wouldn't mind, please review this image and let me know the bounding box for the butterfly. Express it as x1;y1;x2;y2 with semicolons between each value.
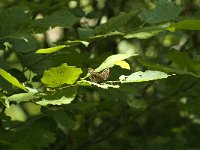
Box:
88;68;110;83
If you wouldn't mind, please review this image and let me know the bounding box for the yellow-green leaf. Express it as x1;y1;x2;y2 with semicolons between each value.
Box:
36;88;77;106
36;45;66;54
115;60;130;70
95;54;137;72
119;70;171;83
0;68;27;91
41;63;82;88
64;40;89;47
77;80;120;89
167;20;200;31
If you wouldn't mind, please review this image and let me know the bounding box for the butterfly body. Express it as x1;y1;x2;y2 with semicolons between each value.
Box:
88;68;110;83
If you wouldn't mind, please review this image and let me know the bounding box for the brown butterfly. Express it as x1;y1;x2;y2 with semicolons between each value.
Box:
88;68;110;83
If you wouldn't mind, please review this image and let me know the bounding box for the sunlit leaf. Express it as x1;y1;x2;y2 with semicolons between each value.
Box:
77;80;120;89
36;87;77;106
90;31;123;39
64;40;89;47
167;20;200;31
119;70;171;83
7;91;40;103
95;54;137;72
115;61;130;70
36;45;66;54
0;92;10;108
41;63;82;88
0;68;27;91
124;26;164;39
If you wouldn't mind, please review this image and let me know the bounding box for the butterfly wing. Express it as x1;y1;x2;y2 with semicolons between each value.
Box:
88;68;110;83
100;68;110;80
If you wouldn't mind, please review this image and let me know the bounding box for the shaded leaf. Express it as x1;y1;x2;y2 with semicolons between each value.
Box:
0;119;56;149
30;9;79;33
0;6;31;37
41;63;82;88
138;0;181;24
95;11;138;34
51;111;75;134
119;70;171;83
78;27;95;39
167;51;200;75
0;68;27;91
0;76;13;93
11;34;39;53
138;58;200;77
127;99;147;110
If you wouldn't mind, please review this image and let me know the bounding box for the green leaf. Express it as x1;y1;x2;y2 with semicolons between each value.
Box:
167;51;191;69
0;76;13;92
167;51;200;75
36;87;77;106
11;34;39;54
64;40;89;47
0;119;56;149
51;111;75;134
0;6;31;37
30;9;79;33
0;58;10;69
36;45;67;54
95;11;138;34
78;27;95;39
124;26;164;39
36;41;89;54
127;99;147;110
119;70;171;83
138;58;200;77
95;54;137;72
78;80;120;89
0;68;27;91
167;20;200;31
7;91;39;103
41;63;82;88
0;92;10;108
90;31;123;39
138;0;181;24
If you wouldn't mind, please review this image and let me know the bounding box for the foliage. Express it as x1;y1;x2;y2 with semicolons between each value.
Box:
0;0;200;149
